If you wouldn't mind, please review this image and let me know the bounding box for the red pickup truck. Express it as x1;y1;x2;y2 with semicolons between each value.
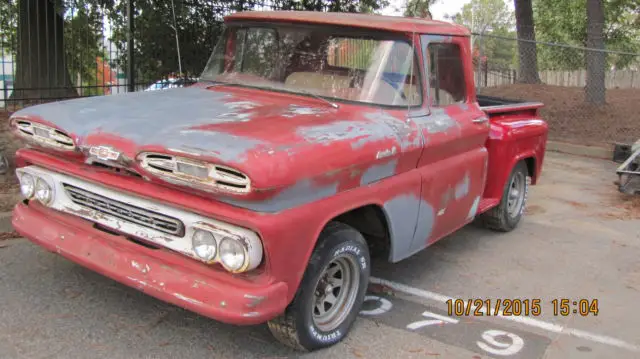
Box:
9;11;547;351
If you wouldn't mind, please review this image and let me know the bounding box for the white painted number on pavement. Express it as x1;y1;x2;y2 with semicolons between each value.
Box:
476;330;525;356
359;295;393;316
361;295;527;356
407;310;459;330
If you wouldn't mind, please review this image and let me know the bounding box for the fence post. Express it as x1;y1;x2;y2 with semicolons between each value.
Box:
483;59;488;87
476;33;483;90
127;0;135;92
512;69;516;84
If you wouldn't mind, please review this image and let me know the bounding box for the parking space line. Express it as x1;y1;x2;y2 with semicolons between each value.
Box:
370;277;640;353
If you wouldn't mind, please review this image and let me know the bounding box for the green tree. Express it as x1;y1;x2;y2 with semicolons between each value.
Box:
107;0;388;87
0;0;18;55
2;0;110;103
514;0;541;83
450;0;517;70
2;0;391;103
586;0;606;105
534;0;640;70
404;0;436;18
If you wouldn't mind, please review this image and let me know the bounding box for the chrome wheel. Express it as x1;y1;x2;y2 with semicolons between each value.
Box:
507;171;526;217
312;256;360;332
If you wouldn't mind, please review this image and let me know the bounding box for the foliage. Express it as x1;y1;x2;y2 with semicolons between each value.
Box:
534;0;640;70
0;0;18;56
450;0;517;70
403;0;436;18
105;0;388;85
64;3;109;95
0;0;109;92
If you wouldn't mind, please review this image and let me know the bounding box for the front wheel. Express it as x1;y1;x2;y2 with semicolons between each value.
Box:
267;222;370;351
477;161;529;232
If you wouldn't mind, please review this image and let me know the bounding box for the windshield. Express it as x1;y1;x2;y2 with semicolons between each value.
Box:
200;24;423;107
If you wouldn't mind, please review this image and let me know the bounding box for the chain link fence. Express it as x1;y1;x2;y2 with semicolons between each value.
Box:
1;4;639;147
473;32;640;146
1;0;351;110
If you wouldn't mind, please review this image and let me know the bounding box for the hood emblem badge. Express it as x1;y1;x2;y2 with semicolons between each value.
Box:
89;146;121;161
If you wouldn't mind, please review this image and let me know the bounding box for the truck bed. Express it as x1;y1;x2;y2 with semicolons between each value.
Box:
477;94;544;116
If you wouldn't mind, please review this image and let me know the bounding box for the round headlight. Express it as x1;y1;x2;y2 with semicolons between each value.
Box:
192;229;217;262
35;178;53;204
20;173;35;198
219;237;247;272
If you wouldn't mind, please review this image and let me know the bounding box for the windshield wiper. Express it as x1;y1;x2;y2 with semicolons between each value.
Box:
297;89;340;109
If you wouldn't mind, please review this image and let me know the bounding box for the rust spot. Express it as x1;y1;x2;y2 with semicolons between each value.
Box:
244;294;266;308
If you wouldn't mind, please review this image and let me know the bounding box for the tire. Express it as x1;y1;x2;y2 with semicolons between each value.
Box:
477;161;529;232
267;221;371;351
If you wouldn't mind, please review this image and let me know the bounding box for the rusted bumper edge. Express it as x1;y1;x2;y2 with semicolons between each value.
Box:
12;202;289;325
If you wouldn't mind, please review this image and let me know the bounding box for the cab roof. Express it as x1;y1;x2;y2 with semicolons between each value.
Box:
224;11;471;37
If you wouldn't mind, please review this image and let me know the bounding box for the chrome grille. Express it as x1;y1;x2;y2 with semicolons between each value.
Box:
63;184;185;236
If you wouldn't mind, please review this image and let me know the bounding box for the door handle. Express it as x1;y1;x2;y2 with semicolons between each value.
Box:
472;116;489;124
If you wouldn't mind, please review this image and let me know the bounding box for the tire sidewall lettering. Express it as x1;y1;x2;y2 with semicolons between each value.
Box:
333;244;368;271
309;325;342;344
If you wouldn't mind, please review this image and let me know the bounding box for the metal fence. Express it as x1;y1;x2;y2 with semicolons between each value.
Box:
1;3;640;147
0;0;350;109
473;32;640;146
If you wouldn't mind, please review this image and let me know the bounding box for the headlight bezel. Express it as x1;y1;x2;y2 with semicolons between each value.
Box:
190;222;262;273
16;168;55;206
192;228;218;263
218;236;249;272
35;177;54;205
19;172;36;199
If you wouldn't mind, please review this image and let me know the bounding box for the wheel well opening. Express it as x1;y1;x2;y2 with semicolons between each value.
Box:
333;204;390;259
524;157;535;179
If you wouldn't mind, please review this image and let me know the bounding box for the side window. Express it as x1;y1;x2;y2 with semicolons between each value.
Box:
427;43;466;107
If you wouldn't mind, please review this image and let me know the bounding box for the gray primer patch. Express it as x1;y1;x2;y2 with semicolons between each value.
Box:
467;196;481;220
454;172;470;200
412;108;460;134
364;111;422;151
383;194;421;262
218;179;338;213
408;199;435;256
297;120;396;150
12;87;266;162
360;160;398;186
163;130;265;162
281;105;329;118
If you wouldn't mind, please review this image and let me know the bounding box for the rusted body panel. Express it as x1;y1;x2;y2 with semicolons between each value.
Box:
12;202;288;324
9;11;548;328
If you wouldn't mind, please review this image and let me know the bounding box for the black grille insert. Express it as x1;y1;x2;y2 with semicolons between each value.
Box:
63;184;185;236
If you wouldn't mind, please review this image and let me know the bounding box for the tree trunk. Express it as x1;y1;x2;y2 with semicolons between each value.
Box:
514;0;541;84
585;0;606;105
10;0;77;105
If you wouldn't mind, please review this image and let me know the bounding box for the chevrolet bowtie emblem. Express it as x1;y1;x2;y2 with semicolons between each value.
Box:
89;146;121;161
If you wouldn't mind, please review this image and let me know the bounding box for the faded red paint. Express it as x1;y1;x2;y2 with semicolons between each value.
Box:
225;11;471;37
10;11;547;328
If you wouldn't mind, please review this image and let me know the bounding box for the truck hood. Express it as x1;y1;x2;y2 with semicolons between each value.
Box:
12;84;422;197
